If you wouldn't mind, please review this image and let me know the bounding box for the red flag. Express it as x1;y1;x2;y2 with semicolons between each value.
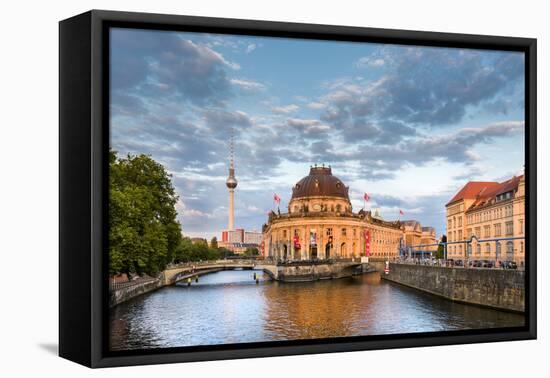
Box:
399;209;404;216
363;192;370;202
293;235;301;248
273;193;281;204
364;229;370;257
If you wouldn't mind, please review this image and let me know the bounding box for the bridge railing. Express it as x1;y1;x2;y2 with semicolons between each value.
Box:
166;259;258;269
109;276;159;292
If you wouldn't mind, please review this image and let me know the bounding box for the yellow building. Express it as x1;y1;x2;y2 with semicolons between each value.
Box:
401;221;438;254
445;173;525;264
402;220;422;247
262;166;403;261
421;227;437;252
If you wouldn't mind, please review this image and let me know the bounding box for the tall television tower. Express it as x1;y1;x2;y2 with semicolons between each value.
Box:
225;127;238;230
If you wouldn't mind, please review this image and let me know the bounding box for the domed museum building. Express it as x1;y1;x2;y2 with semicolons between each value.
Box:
262;166;404;261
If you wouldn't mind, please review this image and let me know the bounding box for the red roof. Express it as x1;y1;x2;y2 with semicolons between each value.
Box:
446;175;523;209
467;176;523;211
446;182;499;206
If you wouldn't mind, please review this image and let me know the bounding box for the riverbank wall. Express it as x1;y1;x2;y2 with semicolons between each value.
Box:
383;263;525;313
110;279;163;308
274;262;363;282
109;268;224;307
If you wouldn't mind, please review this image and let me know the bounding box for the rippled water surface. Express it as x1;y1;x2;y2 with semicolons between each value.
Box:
110;269;525;351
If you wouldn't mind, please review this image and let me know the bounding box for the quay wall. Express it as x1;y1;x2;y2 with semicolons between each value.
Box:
276;262;358;282
383;263;525;312
109;279;163;308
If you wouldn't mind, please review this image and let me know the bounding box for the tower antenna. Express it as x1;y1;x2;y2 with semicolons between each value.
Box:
226;126;238;230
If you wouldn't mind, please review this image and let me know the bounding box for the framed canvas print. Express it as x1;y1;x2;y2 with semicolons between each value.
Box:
59;10;537;368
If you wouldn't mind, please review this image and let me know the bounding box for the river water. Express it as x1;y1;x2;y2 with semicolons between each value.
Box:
109;269;525;351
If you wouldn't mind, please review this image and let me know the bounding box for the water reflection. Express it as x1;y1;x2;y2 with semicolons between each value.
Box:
110;269;524;351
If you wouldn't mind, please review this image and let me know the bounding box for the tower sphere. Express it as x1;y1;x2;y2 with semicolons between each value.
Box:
226;175;238;189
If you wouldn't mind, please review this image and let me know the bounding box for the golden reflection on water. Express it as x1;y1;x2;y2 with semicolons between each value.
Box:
262;273;381;340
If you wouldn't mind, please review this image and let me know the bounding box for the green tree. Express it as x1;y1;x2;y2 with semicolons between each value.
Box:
436;235;447;259
210;236;218;249
109;150;182;276
172;237;222;263
244;247;259;257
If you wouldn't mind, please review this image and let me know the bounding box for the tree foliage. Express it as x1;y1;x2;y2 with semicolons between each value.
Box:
436;234;447;259
244;247;259;257
210;236;218;249
109;150;181;276
173;237;222;263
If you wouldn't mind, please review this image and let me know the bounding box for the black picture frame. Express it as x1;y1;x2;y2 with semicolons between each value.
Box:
59;9;537;368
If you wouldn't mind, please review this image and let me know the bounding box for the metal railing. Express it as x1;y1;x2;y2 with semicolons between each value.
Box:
396;235;526;270
109;276;159;292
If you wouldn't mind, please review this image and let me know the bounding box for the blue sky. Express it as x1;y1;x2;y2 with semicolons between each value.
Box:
110;28;525;239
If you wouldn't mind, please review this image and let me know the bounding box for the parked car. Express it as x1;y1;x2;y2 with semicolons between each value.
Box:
481;260;494;268
502;260;518;270
454;260;464;267
470;260;483;268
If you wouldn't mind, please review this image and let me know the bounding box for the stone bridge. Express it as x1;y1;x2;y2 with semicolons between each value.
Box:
162;260;272;285
161;260;365;284
111;260;370;307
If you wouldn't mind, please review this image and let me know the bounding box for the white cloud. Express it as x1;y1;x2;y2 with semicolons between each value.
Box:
307;102;326;110
246;43;257;54
271;104;299;114
356;56;385;68
230;78;266;91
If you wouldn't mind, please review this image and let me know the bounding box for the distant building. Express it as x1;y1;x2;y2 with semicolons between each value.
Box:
421;227;437;252
244;231;262;245
220;228;262;254
446;172;525;264
401;220;422;247
401;221;437;255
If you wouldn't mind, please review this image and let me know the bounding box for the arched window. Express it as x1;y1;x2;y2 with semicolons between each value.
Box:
467;244;472;256
341;242;347;256
476;244;481;255
485;243;491;255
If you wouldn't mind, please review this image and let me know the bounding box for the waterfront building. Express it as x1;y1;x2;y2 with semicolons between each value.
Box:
262;165;404;261
445;172;525;264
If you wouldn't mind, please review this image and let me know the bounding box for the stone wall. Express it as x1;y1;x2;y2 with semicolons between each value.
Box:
109;279;163;308
383;263;524;312
276;262;359;282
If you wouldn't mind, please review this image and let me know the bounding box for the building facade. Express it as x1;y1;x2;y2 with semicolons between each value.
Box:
262;166;404;261
400;221;438;255
445;173;525;264
220;229;262;253
421;227;437;252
